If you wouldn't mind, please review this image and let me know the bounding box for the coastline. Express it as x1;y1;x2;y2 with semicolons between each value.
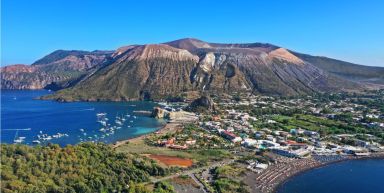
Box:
269;153;384;193
112;110;198;149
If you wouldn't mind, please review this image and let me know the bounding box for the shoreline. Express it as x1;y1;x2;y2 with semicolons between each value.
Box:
112;111;198;149
111;120;174;148
269;153;384;193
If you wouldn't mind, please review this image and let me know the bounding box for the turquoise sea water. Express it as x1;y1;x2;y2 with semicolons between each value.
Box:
277;159;384;193
1;90;165;146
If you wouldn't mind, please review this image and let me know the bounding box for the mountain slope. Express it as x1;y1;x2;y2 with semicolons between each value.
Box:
294;52;384;84
1;50;112;90
44;39;364;101
4;38;382;101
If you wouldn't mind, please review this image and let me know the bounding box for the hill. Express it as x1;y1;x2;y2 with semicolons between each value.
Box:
1;50;112;90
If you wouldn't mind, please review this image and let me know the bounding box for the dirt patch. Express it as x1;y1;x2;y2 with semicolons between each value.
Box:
172;176;200;188
148;154;193;167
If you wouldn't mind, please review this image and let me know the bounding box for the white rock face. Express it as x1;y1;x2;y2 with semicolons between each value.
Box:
199;52;216;73
139;44;199;62
216;54;227;66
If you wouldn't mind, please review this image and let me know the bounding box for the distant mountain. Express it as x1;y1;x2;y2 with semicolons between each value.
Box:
1;50;113;89
2;38;383;101
293;52;384;84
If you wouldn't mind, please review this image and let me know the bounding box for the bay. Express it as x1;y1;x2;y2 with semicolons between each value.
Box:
1;90;165;146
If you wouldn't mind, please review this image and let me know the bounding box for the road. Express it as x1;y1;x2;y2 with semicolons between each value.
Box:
189;173;208;193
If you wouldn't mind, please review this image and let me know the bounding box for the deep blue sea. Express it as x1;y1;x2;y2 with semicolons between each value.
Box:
277;159;384;193
1;90;165;146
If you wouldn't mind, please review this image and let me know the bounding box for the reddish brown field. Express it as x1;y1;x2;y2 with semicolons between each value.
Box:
148;154;193;167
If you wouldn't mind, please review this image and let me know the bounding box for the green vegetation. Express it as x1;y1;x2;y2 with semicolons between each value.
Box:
152;181;176;193
212;165;249;193
272;114;378;136
1;143;168;193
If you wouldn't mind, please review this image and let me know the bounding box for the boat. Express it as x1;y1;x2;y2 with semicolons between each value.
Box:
14;138;23;143
115;120;123;125
96;113;107;117
98;121;107;126
13;130;25;144
42;136;52;141
32;140;41;144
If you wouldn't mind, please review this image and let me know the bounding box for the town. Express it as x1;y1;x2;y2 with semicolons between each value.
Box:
123;89;384;193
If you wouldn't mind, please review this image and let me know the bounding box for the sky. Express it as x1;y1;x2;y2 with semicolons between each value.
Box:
1;0;384;67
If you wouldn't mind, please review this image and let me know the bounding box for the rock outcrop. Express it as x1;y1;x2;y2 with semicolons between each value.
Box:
186;96;215;113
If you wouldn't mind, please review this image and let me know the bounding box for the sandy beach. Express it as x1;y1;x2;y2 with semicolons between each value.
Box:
112;110;198;148
245;152;384;193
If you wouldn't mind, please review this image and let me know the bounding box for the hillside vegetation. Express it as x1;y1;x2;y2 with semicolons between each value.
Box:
0;143;171;193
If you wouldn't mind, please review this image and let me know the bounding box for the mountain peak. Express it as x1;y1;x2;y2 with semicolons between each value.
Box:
165;38;211;50
268;48;304;64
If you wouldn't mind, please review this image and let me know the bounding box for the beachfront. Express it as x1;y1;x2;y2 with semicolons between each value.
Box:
246;152;384;193
112;110;198;148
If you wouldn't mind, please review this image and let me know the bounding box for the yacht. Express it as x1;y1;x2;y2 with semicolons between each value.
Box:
32;140;41;144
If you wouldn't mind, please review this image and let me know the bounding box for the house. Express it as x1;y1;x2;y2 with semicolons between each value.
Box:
186;139;196;145
220;130;242;143
242;138;258;147
271;146;310;158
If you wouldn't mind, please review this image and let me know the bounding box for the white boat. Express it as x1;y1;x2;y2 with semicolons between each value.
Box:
14;139;23;144
42;136;52;141
96;113;107;117
32;140;41;144
98;121;107;126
